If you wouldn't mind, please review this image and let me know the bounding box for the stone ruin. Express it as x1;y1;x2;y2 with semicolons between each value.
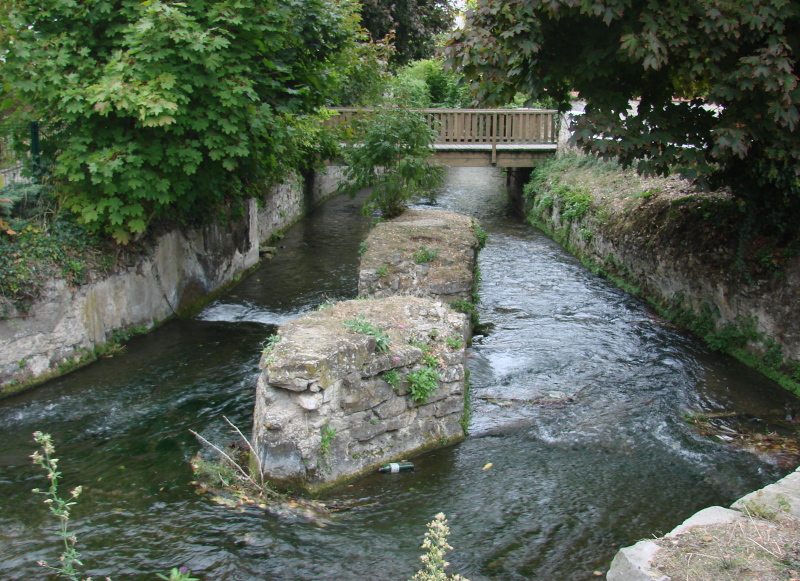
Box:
252;209;482;494
358;209;479;303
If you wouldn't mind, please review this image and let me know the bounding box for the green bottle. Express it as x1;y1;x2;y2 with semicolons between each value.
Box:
378;461;414;473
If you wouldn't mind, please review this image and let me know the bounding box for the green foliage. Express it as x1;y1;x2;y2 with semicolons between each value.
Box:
410;512;471;581
343;315;391;352
423;353;440;367
156;568;200;581
1;0;356;243
193;457;240;489
407;366;440;403
358;241;369;255
338;108;445;218
383;369;401;390
392;59;472;107
447;0;800;234
0;219;115;313
445;336;464;350
262;334;281;356
320;424;336;458
449;299;479;327
556;185;592;221
359;0;454;66
413;246;440;264
30;432;87;581
472;221;487;250
705;317;761;352
376;264;389;277
327;30;394;107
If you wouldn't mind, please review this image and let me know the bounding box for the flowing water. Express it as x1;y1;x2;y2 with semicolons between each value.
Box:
1;168;797;581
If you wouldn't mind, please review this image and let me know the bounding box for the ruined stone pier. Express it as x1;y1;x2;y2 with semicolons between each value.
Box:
252;209;483;493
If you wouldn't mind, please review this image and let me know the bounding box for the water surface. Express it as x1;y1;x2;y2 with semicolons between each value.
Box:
0;168;795;581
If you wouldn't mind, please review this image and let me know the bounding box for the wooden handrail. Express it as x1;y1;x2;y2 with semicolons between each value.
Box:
326;108;558;145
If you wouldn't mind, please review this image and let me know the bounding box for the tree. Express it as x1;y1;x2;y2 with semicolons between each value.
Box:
359;0;455;66
338;108;445;217
0;0;355;243
446;0;800;233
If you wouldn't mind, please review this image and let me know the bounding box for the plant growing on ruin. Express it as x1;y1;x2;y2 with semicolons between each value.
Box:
338;108;445;218
383;369;401;390
410;513;470;581
471;221;487;250
376;264;389;278
413;246;440;264
445;336;463;350
407;366;440;403
449;300;479;328
320;424;337;459
343;315;390;352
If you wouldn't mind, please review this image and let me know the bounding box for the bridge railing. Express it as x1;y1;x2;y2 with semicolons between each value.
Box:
326;108;558;145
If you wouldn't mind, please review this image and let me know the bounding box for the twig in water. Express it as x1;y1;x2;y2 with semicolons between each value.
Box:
189;429;261;491
222;415;264;487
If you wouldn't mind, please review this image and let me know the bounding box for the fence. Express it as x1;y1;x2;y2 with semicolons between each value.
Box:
327;108;558;145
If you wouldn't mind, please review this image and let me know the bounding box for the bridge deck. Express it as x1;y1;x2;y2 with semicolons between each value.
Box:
326;108;559;167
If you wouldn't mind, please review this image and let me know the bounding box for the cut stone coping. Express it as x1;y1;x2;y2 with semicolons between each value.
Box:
358;208;481;304
606;466;800;580
252;295;470;495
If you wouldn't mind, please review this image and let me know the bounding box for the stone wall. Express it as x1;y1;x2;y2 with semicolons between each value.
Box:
358;209;480;304
252;296;469;494
0;168;343;396
253;208;481;493
607;466;800;580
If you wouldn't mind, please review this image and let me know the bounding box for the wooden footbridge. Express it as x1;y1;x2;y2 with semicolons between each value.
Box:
327;108;559;167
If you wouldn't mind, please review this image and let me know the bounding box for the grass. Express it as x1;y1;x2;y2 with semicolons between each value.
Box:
343;315;391;352
383;369;401;390
412;245;440;264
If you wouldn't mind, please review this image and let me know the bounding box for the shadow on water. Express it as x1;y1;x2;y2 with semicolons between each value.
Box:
1;169;798;581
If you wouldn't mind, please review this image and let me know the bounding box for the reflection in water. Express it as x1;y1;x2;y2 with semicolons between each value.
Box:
0;169;797;581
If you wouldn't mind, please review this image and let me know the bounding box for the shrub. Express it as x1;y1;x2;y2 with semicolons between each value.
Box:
338;108;445;218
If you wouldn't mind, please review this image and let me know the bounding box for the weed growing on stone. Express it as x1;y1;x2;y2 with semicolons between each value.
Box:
449;299;479;328
460;369;471;434
262;334;281;364
383;369;401;390
423;353;439;368
376;264;389;277
358;241;368;255
410;513;470;581
320;424;337;459
407;366;440;403
445;336;463;350
409;338;430;351
413;246;440;264
472;221;487;250
344;315;391;352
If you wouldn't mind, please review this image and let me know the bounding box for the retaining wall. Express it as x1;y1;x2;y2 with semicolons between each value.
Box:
0;168;344;396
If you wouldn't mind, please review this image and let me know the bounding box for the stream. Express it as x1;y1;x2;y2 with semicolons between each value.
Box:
0;167;797;581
